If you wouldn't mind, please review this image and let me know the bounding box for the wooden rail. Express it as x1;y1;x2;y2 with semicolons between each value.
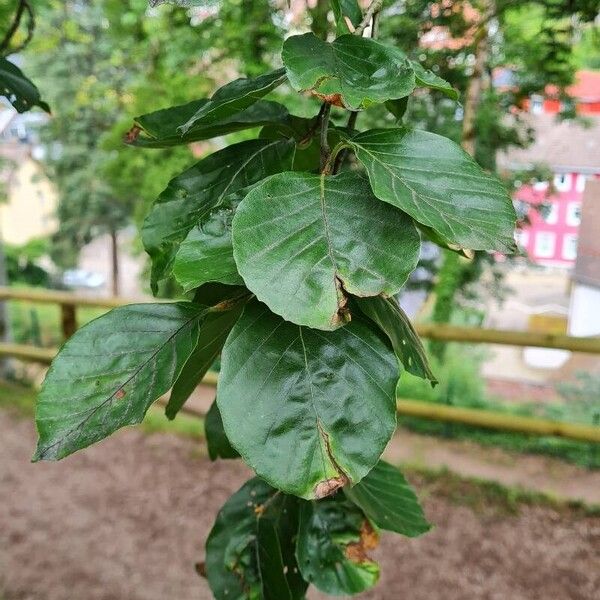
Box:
415;323;600;354
1;287;599;352
1;287;599;444
156;379;600;444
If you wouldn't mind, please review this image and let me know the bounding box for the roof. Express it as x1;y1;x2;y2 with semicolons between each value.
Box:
497;113;600;174
573;180;600;289
548;71;600;102
492;68;600;102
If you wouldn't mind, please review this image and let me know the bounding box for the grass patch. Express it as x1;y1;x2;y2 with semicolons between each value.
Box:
8;288;106;348
142;407;205;440
0;380;36;416
397;345;600;469
404;464;600;518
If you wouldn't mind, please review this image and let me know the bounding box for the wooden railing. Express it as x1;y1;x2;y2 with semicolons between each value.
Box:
1;286;599;444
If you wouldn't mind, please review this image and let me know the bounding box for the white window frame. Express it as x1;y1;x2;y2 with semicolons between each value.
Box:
534;232;556;258
553;173;572;193
530;94;544;115
562;234;578;261
566;202;581;227
575;174;587;193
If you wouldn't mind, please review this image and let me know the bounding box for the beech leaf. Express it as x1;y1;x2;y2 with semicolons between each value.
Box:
345;460;432;537
232;171;420;330
34;303;214;461
296;496;380;595
346;128;517;252
142;138;295;291
217;301;399;499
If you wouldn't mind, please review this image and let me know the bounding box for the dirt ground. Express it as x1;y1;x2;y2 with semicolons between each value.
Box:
1;409;599;600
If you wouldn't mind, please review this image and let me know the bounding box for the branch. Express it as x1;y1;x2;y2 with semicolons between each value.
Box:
8;1;34;55
319;103;332;173
0;0;34;54
355;0;384;37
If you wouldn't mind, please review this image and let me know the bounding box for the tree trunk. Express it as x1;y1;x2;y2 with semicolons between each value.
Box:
431;1;493;361
461;1;492;155
110;228;120;297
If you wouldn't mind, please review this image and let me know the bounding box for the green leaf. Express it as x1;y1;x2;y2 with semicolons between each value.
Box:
179;68;287;134
410;59;459;100
126;99;289;148
217;301;399;499
346;128;518;252
142;138;295;291
205;399;240;460
282;33;416;110
0;57;50;114
296;496;379;595
330;0;363;34
173;191;244;292
34;302;212;461
232;171;420;330
356;296;437;385
385;97;409;122
345;460;432;537
165;291;247;419
205;477;307;600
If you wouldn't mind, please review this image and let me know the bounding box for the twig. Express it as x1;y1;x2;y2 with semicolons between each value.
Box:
355;0;384;37
332;111;358;174
0;0;26;55
319;103;332;172
333;0;382;173
8;1;34;55
300;102;327;146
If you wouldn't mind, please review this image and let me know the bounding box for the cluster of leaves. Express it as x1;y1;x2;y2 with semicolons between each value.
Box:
34;0;518;597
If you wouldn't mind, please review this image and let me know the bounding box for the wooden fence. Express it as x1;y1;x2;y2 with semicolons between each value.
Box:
1;286;599;444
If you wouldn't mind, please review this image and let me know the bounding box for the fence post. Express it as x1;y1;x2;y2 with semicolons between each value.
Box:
61;303;77;340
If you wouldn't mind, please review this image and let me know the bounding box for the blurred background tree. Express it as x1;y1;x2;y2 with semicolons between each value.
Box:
13;0;600;309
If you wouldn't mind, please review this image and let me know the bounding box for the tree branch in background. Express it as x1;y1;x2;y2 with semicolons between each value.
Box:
0;0;34;56
355;0;384;36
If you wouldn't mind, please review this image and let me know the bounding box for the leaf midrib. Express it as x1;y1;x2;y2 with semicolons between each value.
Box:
36;309;205;459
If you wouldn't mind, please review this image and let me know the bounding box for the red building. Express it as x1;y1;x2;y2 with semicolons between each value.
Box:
498;71;600;267
524;71;600;115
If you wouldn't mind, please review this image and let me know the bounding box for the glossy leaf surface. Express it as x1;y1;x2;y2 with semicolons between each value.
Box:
205;400;240;460
0;57;50;113
282;33;416;110
142;138;295;290
217;301;399;499
345;460;431;537
347;128;517;252
205;477;307;600
232;171;420;330
296;496;379;595
174;191;244;291
34;303;209;461
126;99;289;148
179;68;287;134
357;296;436;384
410;59;459;100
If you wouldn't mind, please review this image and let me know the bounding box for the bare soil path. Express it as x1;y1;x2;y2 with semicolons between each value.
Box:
1;410;599;600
